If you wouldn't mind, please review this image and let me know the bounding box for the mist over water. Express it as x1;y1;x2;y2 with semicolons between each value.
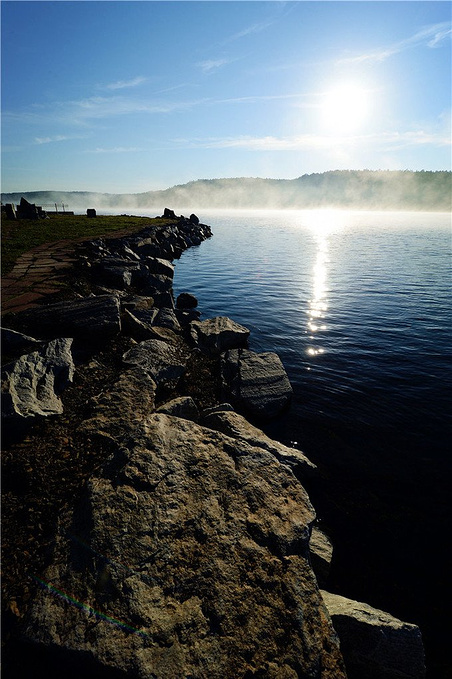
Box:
2;170;451;213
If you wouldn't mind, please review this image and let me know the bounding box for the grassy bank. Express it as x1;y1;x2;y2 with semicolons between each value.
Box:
1;213;171;275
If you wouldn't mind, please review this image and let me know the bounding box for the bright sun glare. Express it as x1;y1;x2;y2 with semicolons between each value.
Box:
321;83;369;134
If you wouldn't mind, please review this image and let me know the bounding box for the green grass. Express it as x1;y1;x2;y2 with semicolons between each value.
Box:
1;213;172;275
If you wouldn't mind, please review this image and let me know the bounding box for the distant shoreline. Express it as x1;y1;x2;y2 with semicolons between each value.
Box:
2;170;451;213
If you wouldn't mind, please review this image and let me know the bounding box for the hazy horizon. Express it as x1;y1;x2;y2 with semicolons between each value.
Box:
2;170;450;213
1;2;450;194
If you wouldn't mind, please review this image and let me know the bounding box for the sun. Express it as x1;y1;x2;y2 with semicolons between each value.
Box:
321;83;370;134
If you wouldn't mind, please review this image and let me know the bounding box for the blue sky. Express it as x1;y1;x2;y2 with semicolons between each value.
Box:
1;1;451;192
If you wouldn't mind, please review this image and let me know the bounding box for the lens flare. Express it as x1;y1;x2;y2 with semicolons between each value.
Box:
31;575;149;637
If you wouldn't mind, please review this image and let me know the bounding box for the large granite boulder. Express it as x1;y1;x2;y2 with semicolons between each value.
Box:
321;590;426;679
191;316;250;355
13;295;121;344
123;338;187;391
2;338;74;420
221;348;293;419
201;408;316;478
23;415;346;678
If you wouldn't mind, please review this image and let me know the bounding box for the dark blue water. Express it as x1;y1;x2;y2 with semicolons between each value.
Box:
170;208;451;676
172;209;451;451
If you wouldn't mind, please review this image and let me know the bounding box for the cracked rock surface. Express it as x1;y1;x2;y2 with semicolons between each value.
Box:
24;414;346;679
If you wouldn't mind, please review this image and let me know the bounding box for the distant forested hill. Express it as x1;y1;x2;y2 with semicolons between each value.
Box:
2;170;451;212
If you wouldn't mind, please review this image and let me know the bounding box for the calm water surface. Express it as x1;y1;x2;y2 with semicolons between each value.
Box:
171;209;451;675
172;209;451;457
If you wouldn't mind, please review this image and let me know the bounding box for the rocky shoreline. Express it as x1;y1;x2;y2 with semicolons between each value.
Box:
1;211;426;678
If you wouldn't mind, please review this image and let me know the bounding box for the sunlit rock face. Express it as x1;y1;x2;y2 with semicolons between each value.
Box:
1;337;75;420
221;348;293;419
190;316;250;355
24;415;346;679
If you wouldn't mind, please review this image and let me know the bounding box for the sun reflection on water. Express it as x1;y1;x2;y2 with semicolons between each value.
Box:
304;211;345;357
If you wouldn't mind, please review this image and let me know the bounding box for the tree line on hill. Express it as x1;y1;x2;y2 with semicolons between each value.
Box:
2;170;450;212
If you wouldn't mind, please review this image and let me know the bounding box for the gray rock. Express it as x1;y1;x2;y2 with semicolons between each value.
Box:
144;257;174;278
221;348;293;419
14;295;121;344
152;307;181;332
139;273;173;296
128;308;159;326
94;264;134;290
175;308;201;326
321;590;426;679
191;316;250;355
310;527;333;586
2;338;74;419
152;291;175;309
163;206;177;218
127;307;181;333
156;396;199;421
201;402;235;417
134;240;173;260
176;292;198;309
121;296;154;312
24;415;346;678
201;409;316;477
123;338;187;390
121;308;156;342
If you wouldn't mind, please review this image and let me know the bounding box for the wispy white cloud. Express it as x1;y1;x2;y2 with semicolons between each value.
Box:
176;129;451;152
86;146;141;154
7;89;314;132
225;18;275;43
213;92;320;107
339;22;451;64
197;58;234;73
23;95;206;126
34;134;87;144
104;76;147;90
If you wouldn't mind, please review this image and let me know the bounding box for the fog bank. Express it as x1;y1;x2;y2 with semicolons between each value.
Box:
2;170;450;213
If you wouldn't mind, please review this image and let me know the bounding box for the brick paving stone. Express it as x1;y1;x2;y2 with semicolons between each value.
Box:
51;262;73;270
1;277;19;288
1;286;25;299
5;302;41;315
23;273;47;281
11;265;31;274
1;291;44;310
32;286;61;295
33;258;58;266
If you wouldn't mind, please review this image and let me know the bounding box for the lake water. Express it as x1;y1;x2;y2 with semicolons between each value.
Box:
171;209;451;451
168;208;451;676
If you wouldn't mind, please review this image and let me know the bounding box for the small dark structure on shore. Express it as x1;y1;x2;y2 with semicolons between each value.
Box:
1;197;48;220
1;197;75;220
86;208;96;218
